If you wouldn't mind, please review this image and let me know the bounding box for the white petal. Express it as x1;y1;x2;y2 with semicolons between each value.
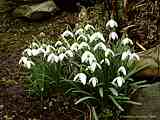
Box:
75;28;84;36
105;49;114;57
90;32;105;43
84;24;95;31
121;38;133;45
112;76;125;87
94;42;107;51
59;53;66;61
121;50;131;61
100;58;110;66
74;73;87;85
77;34;88;42
55;41;63;47
61;30;74;38
109;32;118;40
130;53;140;61
106;19;118;28
118;66;127;76
19;56;28;64
89;77;98;87
79;42;90;50
70;42;79;52
65;50;74;57
23;48;32;56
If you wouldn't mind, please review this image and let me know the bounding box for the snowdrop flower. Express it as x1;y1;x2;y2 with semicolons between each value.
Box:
19;57;35;69
81;51;96;65
106;19;118;28
75;28;84;36
23;48;32;56
121;50;131;61
31;42;39;48
121;38;133;45
47;53;59;63
109;32;118;40
19;56;28;65
70;42;79;52
46;45;55;53
79;42;90;50
84;24;95;31
118;66;127;76
94;42;107;51
87;62;102;72
112;76;125;87
73;73;87;85
130;53;140;61
59;53;66;61
65;50;74;57
100;58;110;66
90;32;105;43
61;30;74;38
77;34;88;42
58;46;67;53
105;48;114;57
32;48;46;56
89;77;98;87
55;41;63;47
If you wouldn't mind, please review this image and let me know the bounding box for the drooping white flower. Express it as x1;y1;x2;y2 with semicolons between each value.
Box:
109;32;118;40
59;53;66;61
90;32;105;43
121;50;131;61
23;48;32;56
61;30;74;38
31;42;39;48
19;56;28;65
100;58;110;66
73;73;87;85
121;38;133;45
65;50;74;57
130;53;140;61
89;77;98;87
105;48;114;57
70;42;79;52
118;66;127;76
32;48;46;56
55;41;63;47
84;24;95;31
79;42;90;50
47;53;59;63
77;34;88;42
75;28;84;36
87;62;102;72
112;76;125;87
106;19;118;28
81;51;96;65
46;45;55;53
94;42;107;51
19;57;35;69
58;46;67;53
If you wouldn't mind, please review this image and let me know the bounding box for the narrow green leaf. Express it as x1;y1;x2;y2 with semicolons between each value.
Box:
99;87;103;98
109;87;118;96
108;95;124;111
92;107;99;120
121;100;142;105
72;90;91;96
75;96;96;105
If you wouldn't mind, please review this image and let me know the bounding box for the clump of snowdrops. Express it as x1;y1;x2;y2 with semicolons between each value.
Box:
19;19;142;119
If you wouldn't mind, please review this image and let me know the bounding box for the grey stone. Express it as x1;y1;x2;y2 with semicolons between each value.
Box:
12;1;57;20
127;82;160;120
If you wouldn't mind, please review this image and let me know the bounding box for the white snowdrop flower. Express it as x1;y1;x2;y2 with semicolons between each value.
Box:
75;28;84;36
59;53;66;61
94;42;107;51
25;60;35;69
100;58;110;66
61;30;74;38
31;42;39;48
46;45;55;53
90;32;105;43
47;53;59;63
32;48;46;56
118;66;127;76
19;56;28;65
109;32;118;40
121;38;133;45
55;41;63;47
70;42;79;52
88;62;102;72
58;46;67;53
81;51;96;64
73;73;87;85
84;24;95;31
65;50;74;57
23;48;32;56
121;50;131;61
112;76;125;87
130;53;140;61
79;42;90;50
77;34;88;42
105;48;114;57
106;19;118;28
89;77;98;87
